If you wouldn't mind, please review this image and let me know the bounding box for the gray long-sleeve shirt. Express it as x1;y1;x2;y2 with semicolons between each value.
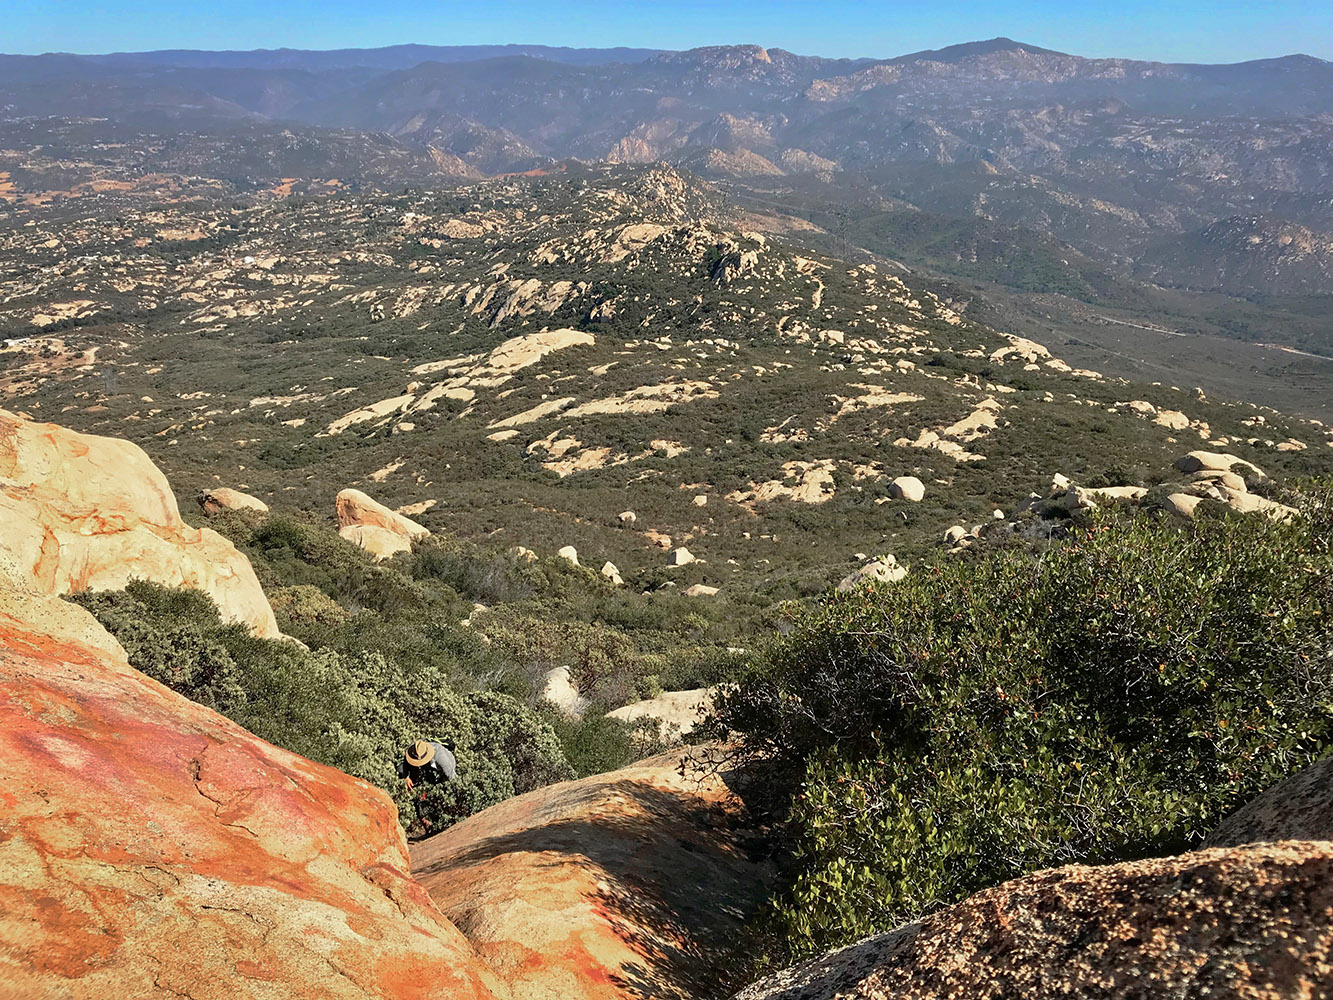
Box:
396;742;457;785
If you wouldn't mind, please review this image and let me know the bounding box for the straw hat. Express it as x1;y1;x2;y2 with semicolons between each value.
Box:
405;740;435;766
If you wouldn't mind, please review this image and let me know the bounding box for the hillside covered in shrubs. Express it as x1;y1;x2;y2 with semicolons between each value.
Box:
73;506;749;829
713;478;1333;966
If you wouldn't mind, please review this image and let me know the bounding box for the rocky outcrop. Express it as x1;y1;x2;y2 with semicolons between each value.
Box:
336;487;429;561
606;689;715;740
0;409;279;638
1208;757;1333;847
736;842;1333;1000
197;485;269;516
0;586;503;1000
838;556;907;592
1174;450;1265;478
412;748;772;1000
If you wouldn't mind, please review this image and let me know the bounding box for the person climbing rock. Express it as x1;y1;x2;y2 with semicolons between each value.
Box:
397;739;457;832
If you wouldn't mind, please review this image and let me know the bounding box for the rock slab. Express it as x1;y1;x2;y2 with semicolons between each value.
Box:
413;748;772;1000
0;587;503;1000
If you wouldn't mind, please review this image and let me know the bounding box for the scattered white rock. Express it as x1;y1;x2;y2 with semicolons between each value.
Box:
557;545;579;566
838;556;907;592
667;547;696;568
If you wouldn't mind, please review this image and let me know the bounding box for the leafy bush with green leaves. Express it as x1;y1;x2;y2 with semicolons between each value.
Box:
715;481;1333;963
72;580;573;828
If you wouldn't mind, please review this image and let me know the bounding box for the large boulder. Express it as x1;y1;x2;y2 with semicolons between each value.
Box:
0;409;279;638
1208;756;1333;847
606;688;715;740
540;665;587;719
197;486;269;516
668;546;697;567
336;487;429;561
412;748;773;1000
1174;451;1265;478
0;585;503;1000
735;842;1333;1000
887;476;925;502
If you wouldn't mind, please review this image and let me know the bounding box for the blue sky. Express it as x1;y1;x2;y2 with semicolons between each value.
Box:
8;0;1331;62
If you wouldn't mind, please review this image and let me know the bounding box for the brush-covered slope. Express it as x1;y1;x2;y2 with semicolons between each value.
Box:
2;164;1329;607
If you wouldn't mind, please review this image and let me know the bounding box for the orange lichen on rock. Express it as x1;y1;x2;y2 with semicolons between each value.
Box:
412;749;773;1000
0;586;504;1000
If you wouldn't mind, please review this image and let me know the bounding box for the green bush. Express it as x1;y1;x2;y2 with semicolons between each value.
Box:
72;580;574;829
715;480;1333;963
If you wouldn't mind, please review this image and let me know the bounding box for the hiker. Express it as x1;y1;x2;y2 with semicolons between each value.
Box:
397;739;457;831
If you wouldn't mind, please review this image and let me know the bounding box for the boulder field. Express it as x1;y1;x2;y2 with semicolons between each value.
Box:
0;408;280;638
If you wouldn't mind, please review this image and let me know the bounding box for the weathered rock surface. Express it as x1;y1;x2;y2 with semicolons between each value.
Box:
197;485;270;516
1174;450;1265;478
0;586;503;1000
336;487;429;561
1164;492;1202;517
667;546;696;567
735;842;1333;1000
0;409;279;638
887;476;924;502
557;544;579;566
1208;756;1333;847
606;689;716;739
838;557;907;592
412;748;771;1000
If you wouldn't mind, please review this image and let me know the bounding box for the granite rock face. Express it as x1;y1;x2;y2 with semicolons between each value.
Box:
0;408;280;637
1208;756;1333;847
413;748;773;1000
0;587;504;1000
734;842;1333;1000
336;487;430;561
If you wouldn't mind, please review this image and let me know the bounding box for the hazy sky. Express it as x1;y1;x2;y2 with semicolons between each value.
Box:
9;0;1331;62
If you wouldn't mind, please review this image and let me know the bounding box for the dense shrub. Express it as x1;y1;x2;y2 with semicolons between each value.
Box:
73;580;573;828
715;481;1333;963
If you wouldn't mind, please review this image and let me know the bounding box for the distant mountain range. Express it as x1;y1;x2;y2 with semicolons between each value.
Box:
1;37;1330;362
